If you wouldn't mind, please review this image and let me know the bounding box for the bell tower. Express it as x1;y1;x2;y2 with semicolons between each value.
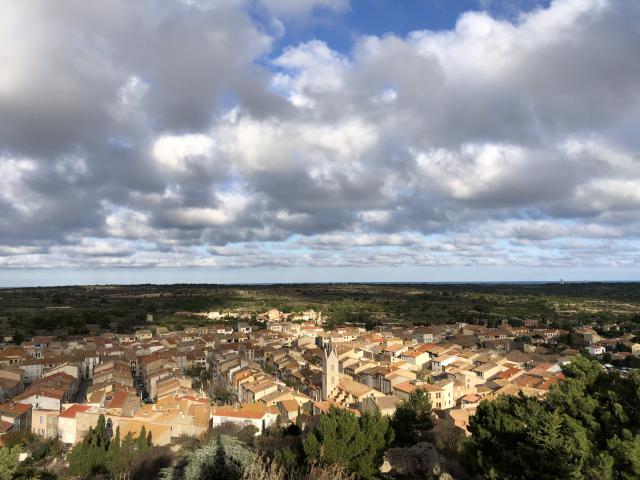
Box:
321;340;338;400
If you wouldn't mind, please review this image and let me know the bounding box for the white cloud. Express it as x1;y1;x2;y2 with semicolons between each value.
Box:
152;134;215;174
1;0;640;273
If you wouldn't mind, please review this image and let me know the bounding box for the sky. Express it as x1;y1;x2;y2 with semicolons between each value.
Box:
1;0;639;287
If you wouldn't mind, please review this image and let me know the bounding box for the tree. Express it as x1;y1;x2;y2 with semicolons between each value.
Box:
469;395;590;480
467;356;640;479
213;438;235;480
161;435;254;480
95;415;106;448
137;425;149;453
12;331;24;345
390;389;433;445
0;445;20;480
303;407;393;479
67;414;119;476
105;426;138;475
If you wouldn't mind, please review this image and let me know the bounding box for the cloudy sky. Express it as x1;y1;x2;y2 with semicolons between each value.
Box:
1;0;639;286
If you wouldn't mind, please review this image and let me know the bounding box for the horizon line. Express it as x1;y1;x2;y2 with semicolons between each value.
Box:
2;279;640;289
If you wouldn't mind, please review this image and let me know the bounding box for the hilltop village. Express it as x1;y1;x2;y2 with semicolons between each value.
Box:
0;307;636;447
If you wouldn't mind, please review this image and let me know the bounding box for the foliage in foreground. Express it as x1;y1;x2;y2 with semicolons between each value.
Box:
468;356;640;479
390;389;433;446
163;408;391;480
242;456;355;480
161;435;256;480
0;445;21;480
302;407;394;479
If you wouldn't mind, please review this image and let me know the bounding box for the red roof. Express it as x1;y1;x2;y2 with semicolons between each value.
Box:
497;367;522;380
0;402;31;415
0;420;13;433
106;390;129;409
59;404;91;419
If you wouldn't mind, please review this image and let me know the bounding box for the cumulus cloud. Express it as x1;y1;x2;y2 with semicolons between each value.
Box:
0;0;639;276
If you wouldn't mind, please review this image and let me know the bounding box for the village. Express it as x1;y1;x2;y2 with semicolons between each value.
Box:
0;307;636;450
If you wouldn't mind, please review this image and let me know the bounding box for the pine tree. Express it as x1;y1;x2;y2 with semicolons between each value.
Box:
302;407;393;479
390;389;433;445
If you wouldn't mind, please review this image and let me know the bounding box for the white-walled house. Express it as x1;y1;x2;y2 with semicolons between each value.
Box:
211;403;278;434
587;345;606;356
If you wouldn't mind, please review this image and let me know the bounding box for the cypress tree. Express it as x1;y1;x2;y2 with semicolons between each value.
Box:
106;426;123;473
137;425;148;453
94;414;107;448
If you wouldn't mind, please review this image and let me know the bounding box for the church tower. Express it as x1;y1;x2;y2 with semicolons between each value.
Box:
321;340;338;400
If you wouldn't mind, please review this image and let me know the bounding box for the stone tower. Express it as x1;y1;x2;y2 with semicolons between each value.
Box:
321;340;338;400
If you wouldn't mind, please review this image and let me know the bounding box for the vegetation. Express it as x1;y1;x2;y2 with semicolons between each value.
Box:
160;408;392;480
468;356;640;479
161;435;257;480
390;389;433;446
302;408;393;480
1;282;639;335
0;445;21;480
67;415;152;478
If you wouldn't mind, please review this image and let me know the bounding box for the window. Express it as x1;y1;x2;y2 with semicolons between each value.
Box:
40;416;44;423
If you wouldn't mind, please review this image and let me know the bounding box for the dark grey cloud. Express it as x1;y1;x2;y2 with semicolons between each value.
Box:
0;0;639;271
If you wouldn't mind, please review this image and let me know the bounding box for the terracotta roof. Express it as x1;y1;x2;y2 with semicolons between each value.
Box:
106;390;129;409
0;402;31;415
279;399;299;412
462;394;480;403
59;404;91;419
0;420;13;433
213;403;271;420
497;367;522;380
15;386;66;401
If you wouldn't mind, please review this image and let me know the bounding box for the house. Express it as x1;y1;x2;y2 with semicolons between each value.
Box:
399;350;430;370
0;401;32;432
393;380;455;410
135;329;153;341
587;345;606;357
31;408;60;438
211;403;279;434
0;365;24;402
431;353;459;372
21;359;44;384
236;322;252;334
361;395;401;417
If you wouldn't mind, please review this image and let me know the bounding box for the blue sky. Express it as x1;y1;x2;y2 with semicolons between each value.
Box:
273;0;551;53
0;0;638;286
